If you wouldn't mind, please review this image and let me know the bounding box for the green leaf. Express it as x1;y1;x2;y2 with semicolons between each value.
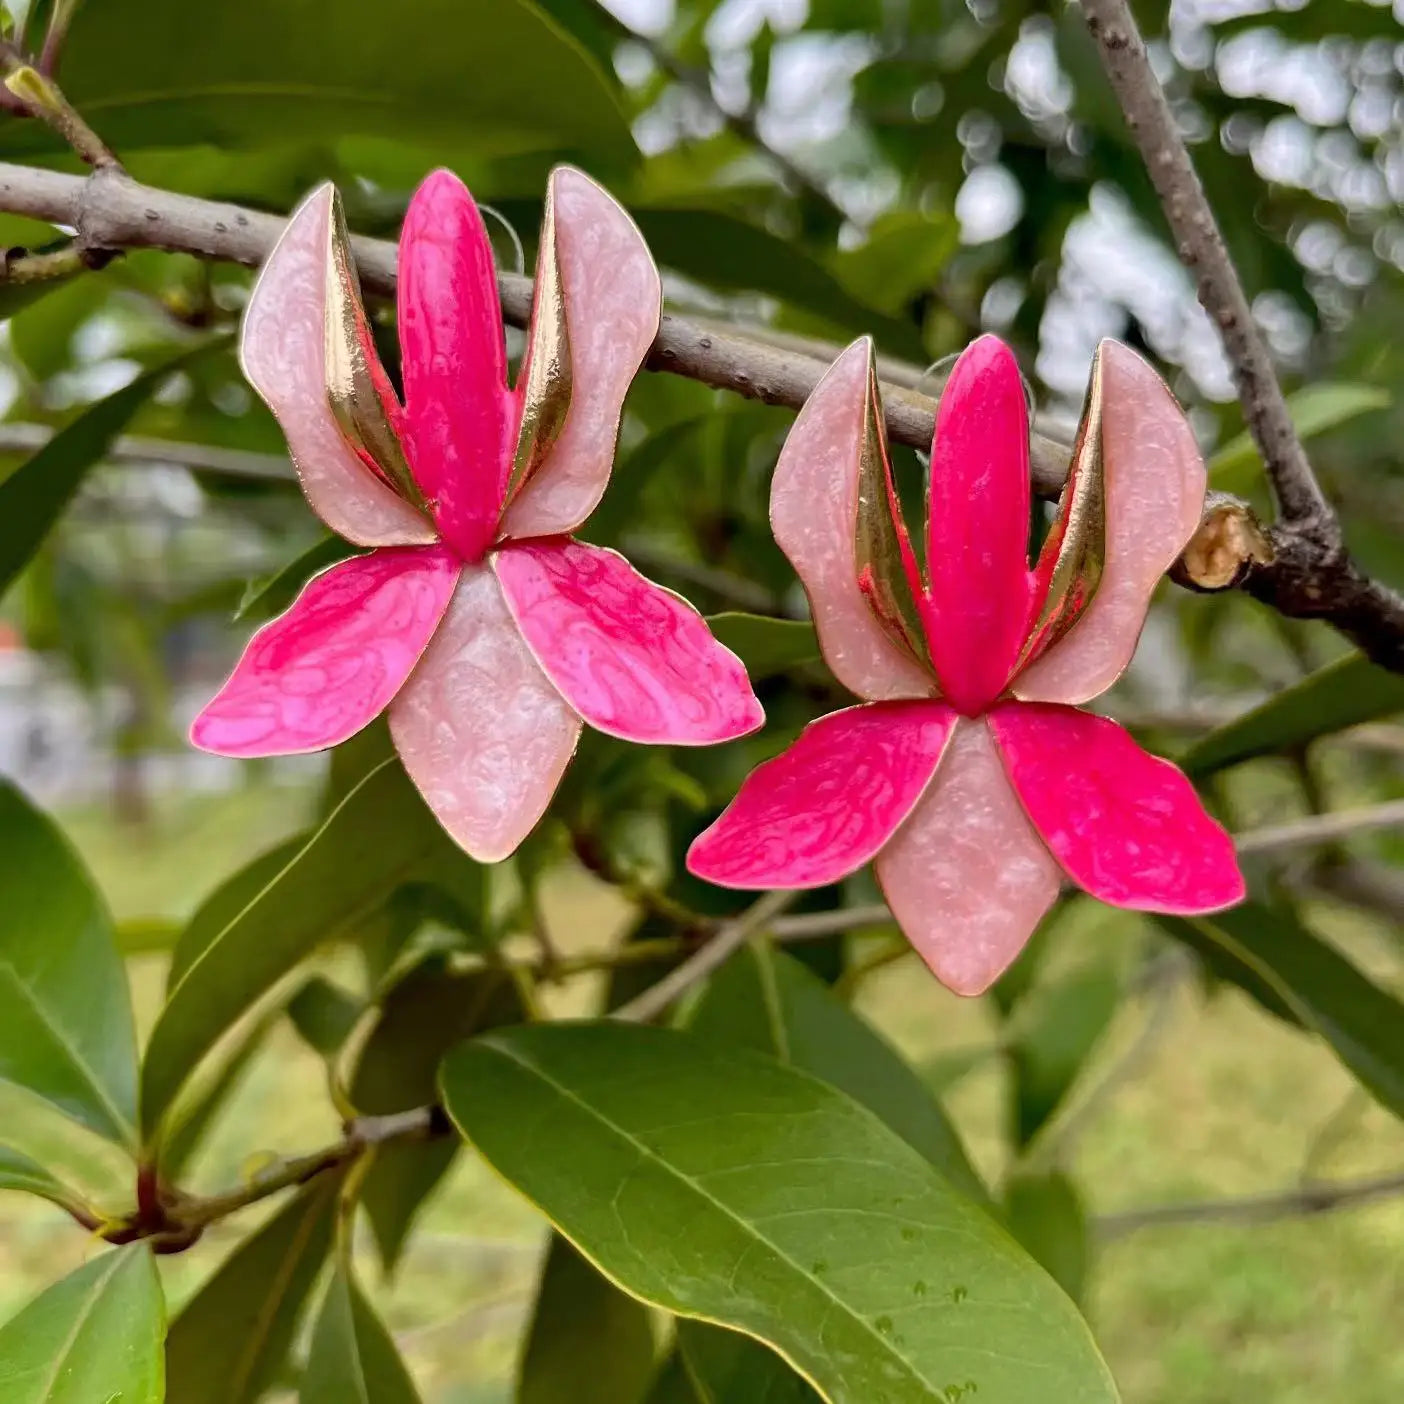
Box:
1004;1173;1089;1306
1156;904;1404;1119
645;1355;701;1404
0;344;222;600
1209;384;1390;493
288;976;364;1059
143;758;465;1140
353;962;521;1271
443;1023;1120;1404
678;1320;822;1403
11;0;634;164
236;536;362;625
518;1235;657;1404
1181;653;1404;776
1008;963;1120;1148
704;614;820;679
0;1244;164;1404
0;782;138;1148
0;1143;76;1209
302;1262;421;1404
166;1175;341;1404
688;943;986;1204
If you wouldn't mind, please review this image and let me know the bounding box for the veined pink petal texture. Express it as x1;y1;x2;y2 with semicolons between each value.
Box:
1013;341;1207;705
389;562;582;862
771;339;935;702
494;539;763;745
925;335;1038;715
398;169;515;562
500;168;662;540
687;701;958;889
989;702;1245;912
191;545;459;757
240;185;435;548
875;717;1063;996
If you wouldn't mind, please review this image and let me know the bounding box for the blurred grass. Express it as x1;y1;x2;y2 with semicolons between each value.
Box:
1;781;1402;1403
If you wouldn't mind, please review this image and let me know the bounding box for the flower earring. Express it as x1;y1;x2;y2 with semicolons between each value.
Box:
193;167;763;860
687;334;1245;995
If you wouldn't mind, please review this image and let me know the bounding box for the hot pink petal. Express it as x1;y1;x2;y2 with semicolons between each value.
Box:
191;545;459;757
687;701;958;889
240;185;435;547
389;562;582;862
500;168;662;540
770;339;935;702
988;702;1245;912
1013;341;1207;705
494;539;763;745
398;169;516;561
924;335;1038;715
875;717;1062;996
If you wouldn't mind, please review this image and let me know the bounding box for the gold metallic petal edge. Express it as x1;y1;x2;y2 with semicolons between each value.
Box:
507;179;573;505
323;188;427;515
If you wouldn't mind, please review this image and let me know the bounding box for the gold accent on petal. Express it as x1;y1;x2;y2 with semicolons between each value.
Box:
507;181;573;503
1017;344;1108;670
323;189;426;513
853;346;932;671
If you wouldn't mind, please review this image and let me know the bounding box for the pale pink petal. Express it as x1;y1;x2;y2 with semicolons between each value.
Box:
687;701;957;888
494;539;763;745
398;169;516;561
240;184;436;548
875;717;1062;996
1013;341;1207;705
389;562;582;862
988;702;1245;912
500;168;661;539
770;339;935;702
924;335;1038;716
191;546;459;757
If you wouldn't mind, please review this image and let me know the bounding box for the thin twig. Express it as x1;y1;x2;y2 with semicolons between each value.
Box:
0;54;119;169
1078;0;1404;668
1095;1167;1404;1239
612;890;797;1023
1234;799;1404;857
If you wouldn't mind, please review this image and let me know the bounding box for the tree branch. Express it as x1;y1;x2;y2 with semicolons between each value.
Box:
1234;800;1404;858
1;156;1403;666
1079;0;1404;669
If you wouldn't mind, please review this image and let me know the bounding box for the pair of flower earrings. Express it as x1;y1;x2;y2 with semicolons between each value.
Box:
194;166;1244;998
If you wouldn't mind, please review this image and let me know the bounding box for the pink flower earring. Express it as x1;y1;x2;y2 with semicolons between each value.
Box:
192;167;763;860
687;334;1245;995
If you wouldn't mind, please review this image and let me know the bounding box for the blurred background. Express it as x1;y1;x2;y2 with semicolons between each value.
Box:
0;0;1402;1399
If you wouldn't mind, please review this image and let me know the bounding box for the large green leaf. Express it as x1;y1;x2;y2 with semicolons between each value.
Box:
518;1235;657;1404
1156;904;1404;1119
443;1023;1119;1404
678;1320;822;1404
1181;654;1404;776
0;1244;164;1404
705;614;820;679
1209;383;1390;493
142;758;465;1139
166;1175;341;1403
0;1144;79;1212
302;1263;421;1404
0;346;221;600
6;0;633;163
1004;1173;1089;1307
0;783;138;1148
688;943;986;1203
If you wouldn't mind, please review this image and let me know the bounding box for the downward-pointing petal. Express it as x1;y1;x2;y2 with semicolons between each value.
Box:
191;545;459;757
875;717;1062;995
389;562;582;862
687;701;958;889
240;185;435;547
988;702;1245;913
494;539;763;745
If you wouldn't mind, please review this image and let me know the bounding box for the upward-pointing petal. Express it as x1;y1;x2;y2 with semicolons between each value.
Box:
240;185;435;547
398;169;516;561
1013;341;1207;705
924;335;1039;715
500;167;662;540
